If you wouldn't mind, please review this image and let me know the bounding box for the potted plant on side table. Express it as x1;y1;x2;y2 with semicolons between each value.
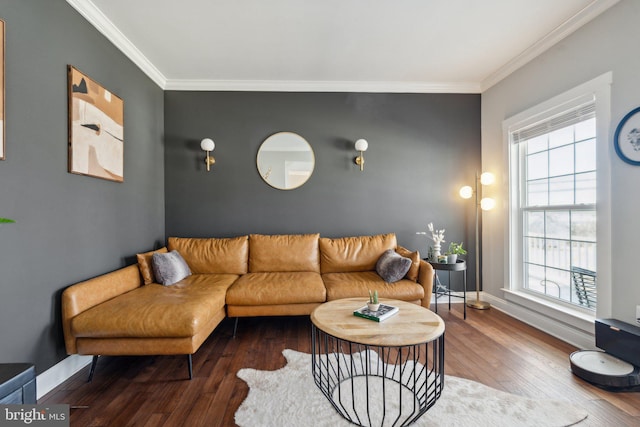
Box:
446;242;467;264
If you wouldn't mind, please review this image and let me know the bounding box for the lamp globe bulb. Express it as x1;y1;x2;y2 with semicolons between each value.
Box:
480;172;495;186
480;197;496;211
459;186;473;199
200;138;215;151
355;139;368;152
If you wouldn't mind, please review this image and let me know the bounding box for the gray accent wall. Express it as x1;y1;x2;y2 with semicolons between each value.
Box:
0;0;165;372
164;91;480;283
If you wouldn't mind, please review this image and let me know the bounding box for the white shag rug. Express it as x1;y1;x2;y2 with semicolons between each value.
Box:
236;349;589;427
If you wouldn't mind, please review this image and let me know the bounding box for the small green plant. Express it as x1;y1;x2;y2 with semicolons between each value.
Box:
368;290;379;304
448;242;467;256
0;218;15;224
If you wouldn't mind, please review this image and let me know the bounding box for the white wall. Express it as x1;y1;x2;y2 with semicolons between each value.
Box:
481;0;640;338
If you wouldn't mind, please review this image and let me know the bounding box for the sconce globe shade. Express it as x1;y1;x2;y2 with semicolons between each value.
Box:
480;172;495;186
459;185;473;199
200;138;215;152
480;197;496;211
355;139;368;152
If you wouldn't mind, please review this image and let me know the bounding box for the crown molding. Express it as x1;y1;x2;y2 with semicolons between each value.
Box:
68;0;618;94
65;0;167;88
481;0;620;92
164;79;481;93
65;1;479;94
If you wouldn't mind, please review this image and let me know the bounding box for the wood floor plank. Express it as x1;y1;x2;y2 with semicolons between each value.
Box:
142;413;168;427
41;306;640;426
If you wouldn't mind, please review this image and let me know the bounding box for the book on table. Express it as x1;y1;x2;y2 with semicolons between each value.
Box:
353;304;399;322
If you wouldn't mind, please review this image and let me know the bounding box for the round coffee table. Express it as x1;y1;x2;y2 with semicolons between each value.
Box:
310;298;445;427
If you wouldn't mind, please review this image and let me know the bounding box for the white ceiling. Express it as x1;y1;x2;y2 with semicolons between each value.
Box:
66;0;619;93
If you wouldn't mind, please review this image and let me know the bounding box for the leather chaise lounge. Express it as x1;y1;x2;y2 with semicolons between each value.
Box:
61;233;434;380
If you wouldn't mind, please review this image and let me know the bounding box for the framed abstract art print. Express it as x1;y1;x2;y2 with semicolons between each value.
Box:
68;65;124;181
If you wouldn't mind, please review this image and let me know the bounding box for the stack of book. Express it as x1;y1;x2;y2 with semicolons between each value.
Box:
353;304;399;322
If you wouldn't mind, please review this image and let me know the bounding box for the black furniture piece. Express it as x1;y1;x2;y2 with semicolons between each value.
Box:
0;363;36;404
431;259;467;319
595;318;640;367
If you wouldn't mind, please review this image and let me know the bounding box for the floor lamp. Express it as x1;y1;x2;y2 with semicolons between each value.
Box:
459;172;495;310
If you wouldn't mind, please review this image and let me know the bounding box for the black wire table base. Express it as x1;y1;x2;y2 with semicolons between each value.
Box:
311;325;445;427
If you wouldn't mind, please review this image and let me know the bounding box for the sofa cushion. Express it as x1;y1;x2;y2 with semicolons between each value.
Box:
168;236;248;275
152;250;192;286
322;271;425;302
71;274;238;338
136;247;168;285
319;233;397;273
249;234;320;273
395;246;420;282
226;272;326;305
376;249;412;283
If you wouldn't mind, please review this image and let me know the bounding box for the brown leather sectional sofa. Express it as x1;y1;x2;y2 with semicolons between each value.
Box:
62;233;434;380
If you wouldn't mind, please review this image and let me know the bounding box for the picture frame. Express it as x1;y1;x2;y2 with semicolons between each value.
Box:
0;19;5;160
68;65;124;182
613;106;640;166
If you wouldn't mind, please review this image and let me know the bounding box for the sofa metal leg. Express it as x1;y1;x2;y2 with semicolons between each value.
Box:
88;355;99;382
233;317;239;338
187;354;193;380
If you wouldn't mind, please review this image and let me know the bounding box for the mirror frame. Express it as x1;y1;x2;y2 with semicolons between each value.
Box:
256;132;315;190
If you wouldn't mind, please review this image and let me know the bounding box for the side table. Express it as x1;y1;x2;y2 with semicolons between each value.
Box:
430;259;467;319
0;363;36;404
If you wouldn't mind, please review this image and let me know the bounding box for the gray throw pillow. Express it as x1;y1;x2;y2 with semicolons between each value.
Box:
376;249;412;283
152;250;191;286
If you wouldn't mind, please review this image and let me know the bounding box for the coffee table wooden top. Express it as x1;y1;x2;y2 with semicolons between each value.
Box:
310;298;445;346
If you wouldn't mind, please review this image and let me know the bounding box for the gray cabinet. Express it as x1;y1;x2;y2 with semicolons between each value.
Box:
0;364;36;404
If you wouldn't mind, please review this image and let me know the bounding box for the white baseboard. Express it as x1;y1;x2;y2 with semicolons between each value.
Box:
36;354;92;400
481;292;596;350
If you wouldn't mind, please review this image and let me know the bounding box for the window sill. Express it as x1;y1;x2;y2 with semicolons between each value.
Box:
501;288;595;335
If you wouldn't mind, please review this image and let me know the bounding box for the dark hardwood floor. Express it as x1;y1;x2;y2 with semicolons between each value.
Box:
41;304;640;426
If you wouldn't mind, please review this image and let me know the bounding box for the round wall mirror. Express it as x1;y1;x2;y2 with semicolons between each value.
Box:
256;132;315;190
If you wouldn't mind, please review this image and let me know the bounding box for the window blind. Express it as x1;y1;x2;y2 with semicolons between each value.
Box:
511;102;595;144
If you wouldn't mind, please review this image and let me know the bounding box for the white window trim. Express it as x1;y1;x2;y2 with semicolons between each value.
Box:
502;72;612;330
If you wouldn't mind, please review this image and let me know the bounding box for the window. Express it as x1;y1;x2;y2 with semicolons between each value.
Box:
504;73;611;318
513;105;596;309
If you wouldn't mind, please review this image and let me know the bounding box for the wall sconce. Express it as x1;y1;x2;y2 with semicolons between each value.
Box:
200;138;215;172
459;171;495;310
354;139;368;171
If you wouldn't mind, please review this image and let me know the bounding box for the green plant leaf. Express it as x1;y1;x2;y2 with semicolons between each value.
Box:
369;289;379;303
448;242;467;255
0;218;15;224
